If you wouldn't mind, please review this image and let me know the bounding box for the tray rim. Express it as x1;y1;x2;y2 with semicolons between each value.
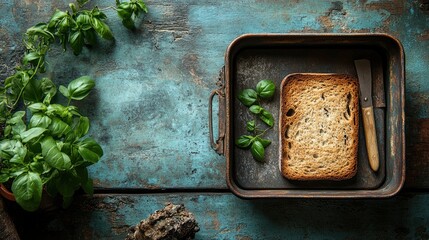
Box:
223;33;405;198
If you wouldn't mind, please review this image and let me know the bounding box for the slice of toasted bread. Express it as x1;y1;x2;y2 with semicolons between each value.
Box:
279;73;359;181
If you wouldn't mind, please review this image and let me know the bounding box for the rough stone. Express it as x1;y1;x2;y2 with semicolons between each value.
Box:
126;203;199;240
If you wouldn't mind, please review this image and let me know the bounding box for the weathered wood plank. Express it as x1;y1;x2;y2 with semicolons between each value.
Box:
0;198;19;240
405;118;429;188
7;193;429;239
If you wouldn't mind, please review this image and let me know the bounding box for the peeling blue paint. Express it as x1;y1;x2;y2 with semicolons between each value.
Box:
30;193;429;239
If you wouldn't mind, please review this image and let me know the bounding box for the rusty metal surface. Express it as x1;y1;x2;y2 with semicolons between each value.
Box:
221;34;404;198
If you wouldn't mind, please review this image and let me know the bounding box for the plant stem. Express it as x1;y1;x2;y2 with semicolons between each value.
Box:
8;57;44;114
256;126;272;138
99;6;117;11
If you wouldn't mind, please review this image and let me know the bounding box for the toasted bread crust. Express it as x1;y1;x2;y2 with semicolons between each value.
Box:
279;74;359;181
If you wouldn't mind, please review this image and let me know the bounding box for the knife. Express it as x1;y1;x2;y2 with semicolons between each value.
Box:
354;59;379;172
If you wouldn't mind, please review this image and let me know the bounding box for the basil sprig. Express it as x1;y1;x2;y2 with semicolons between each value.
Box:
116;0;148;29
236;80;276;162
235;134;271;162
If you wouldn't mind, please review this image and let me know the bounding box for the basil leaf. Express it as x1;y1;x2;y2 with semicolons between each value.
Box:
54;172;79;208
0;99;7;123
55;172;80;198
121;18;135;30
48;118;72;137
69;30;84;55
256;80;275;99
12;123;26;136
29;113;52;128
7;111;26;135
77;0;90;7
136;0;148;13
3;125;11;138
256;137;271;148
249;105;262;114
238;89;258;107
246;120;255;132
83;28;97;46
23;78;43;104
81;177;93;196
91;17;114;40
28;103;47;113
20;127;47;143
250;140;265;162
26;23;54;40
75;166;88;183
235;135;254;149
11;121;27;135
12;172;43;212
76;14;92;29
7;111;25;125
58;16;74;32
0;174;10;183
74;116;90;138
67;76;95;100
77;138;103;164
40;77;57;104
260;109;274;127
41;136;72;170
0;139;26;163
75;167;93;195
48;10;68;29
47;104;68;118
91;7;107;20
0;139;16;160
29;162;44;174
67;106;81;117
117;2;133;19
6;71;29;101
23;52;41;66
59;85;70;98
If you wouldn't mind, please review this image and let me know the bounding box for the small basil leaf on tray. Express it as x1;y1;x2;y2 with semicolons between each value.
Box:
256;80;275;99
249;105;262;114
259;109;274;127
251;140;265;162
238;89;258;107
235;135;254;149
256;137;271;148
246;120;255;132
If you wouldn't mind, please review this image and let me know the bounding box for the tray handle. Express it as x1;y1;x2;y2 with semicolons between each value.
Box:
209;66;226;155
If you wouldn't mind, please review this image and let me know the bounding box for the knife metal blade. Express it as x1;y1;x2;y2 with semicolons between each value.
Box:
354;59;379;172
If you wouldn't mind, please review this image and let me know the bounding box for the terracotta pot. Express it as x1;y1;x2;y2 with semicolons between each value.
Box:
0;184;15;202
0;183;59;212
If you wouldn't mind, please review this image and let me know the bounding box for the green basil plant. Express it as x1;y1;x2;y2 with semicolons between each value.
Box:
0;0;147;211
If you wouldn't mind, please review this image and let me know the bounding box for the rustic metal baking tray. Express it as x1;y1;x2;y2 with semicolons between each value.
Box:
209;33;405;198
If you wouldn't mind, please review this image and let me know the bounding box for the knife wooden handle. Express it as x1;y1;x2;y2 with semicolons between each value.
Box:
362;106;379;171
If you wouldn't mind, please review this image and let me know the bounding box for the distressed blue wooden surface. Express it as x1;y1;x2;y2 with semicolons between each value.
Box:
2;0;429;189
2;0;429;239
9;193;429;239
